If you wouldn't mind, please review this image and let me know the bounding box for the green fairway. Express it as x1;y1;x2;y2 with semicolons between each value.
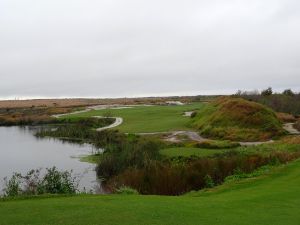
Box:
160;147;226;157
1;159;300;225
60;103;203;133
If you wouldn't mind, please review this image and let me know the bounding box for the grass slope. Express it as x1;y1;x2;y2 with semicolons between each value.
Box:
192;97;284;141
1;160;300;225
61;103;203;133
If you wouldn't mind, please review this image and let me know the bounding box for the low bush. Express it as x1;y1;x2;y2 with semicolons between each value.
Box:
115;186;139;195
2;167;78;197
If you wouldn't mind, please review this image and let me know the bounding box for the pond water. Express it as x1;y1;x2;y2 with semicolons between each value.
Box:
0;126;102;194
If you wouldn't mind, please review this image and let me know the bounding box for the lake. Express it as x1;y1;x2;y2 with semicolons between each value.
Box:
0;126;101;194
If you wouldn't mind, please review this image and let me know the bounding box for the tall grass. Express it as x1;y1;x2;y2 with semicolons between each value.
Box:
106;151;300;195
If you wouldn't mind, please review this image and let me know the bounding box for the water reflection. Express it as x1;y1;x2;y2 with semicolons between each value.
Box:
0;126;102;194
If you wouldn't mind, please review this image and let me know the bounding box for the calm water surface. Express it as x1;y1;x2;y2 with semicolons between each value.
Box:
0;126;101;193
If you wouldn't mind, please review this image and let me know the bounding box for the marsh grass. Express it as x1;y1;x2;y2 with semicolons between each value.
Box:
107;151;300;195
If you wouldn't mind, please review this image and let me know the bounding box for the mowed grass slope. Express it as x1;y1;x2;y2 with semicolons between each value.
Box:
1;160;300;225
61;103;203;133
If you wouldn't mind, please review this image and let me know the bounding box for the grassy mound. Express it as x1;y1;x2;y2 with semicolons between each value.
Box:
192;97;285;141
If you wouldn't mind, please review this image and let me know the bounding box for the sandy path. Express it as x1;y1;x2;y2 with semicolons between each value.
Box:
52;105;124;131
283;123;300;135
93;116;123;132
137;131;275;146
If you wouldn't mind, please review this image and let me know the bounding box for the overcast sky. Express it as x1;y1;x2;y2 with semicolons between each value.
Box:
0;0;299;99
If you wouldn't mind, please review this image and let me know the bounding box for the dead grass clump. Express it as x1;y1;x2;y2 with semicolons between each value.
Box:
276;112;296;123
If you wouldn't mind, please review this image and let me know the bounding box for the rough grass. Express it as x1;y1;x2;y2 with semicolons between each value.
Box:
192;97;285;141
160;147;225;157
61;103;204;133
1;160;300;225
276;112;296;123
160;139;300;158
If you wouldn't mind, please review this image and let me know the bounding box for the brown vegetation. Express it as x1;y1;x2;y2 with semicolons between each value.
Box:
106;151;300;195
279;136;300;144
276;112;296;123
0;96;215;109
0;107;72;125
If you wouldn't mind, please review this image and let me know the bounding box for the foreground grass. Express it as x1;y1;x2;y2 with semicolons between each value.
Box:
60;103;203;133
1;160;300;225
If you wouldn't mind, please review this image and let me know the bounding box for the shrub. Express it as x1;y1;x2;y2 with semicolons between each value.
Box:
115;186;139;195
204;175;215;188
3;173;22;197
2;167;78;197
38;167;78;194
190;111;197;118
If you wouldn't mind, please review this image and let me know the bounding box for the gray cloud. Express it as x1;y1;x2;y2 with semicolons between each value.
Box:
0;0;300;99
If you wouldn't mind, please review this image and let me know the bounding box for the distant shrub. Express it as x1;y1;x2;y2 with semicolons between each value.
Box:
282;89;295;97
261;87;273;96
240;92;300;115
190;111;197;118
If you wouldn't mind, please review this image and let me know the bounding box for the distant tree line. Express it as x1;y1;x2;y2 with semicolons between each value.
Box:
234;87;300;115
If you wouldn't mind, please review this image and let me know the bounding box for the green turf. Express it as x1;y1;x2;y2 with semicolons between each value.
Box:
1;160;300;225
160;147;226;157
60;103;203;133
